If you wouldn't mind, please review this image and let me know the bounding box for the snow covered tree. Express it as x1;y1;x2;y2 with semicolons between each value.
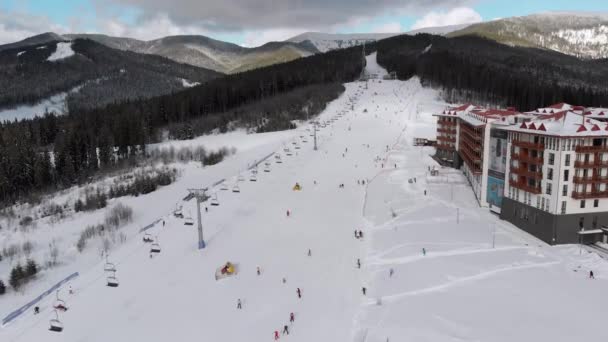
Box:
25;259;38;278
9;264;24;290
0;279;6;295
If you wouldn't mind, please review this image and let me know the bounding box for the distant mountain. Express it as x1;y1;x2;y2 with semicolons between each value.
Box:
0;32;65;52
448;12;608;59
65;34;318;73
0;38;221;118
287;25;468;53
287;32;400;52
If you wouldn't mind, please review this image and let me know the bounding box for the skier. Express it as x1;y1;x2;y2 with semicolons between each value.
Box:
357;258;361;269
34;306;40;315
359;230;364;239
162;220;165;227
69;285;73;295
355;230;359;239
297;288;302;299
422;248;426;256
308;249;312;257
590;270;595;279
283;325;289;335
257;266;261;276
237;298;242;309
274;330;280;340
286;209;290;217
389;268;394;277
282;277;287;284
362;287;367;295
205;207;208;213
424;190;427;196
290;312;295;323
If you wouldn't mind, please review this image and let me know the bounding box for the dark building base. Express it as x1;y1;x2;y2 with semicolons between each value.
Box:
500;197;606;245
433;149;461;169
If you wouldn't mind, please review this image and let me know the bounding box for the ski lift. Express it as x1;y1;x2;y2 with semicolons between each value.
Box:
150;238;161;254
53;290;68;312
232;184;241;193
106;270;119;288
220;182;229;191
264;164;271;172
238;174;245;182
265;160;271;166
285;148;293;156
250;174;257;182
104;256;116;272
210;193;220;206
184;216;194;226
275;155;283;164
143;233;153;243
294;144;300;150
49;310;64;332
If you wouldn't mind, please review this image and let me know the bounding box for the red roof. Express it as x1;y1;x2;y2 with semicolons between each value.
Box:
577;125;588;132
528;123;536;130
592;124;601;131
538;123;547;131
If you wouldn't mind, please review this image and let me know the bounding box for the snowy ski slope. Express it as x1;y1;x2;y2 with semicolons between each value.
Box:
2;53;608;342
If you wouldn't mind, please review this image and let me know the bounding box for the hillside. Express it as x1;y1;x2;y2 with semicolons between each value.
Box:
372;33;608;110
0;38;222;120
448;12;608;59
2;54;607;342
65;34;318;73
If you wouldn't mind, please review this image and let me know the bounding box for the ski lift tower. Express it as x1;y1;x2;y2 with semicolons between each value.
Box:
313;121;318;151
187;188;210;249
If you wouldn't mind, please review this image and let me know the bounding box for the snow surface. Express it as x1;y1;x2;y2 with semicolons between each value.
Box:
47;42;74;61
180;78;200;88
0;85;81;121
16;51;25;57
2;54;608;342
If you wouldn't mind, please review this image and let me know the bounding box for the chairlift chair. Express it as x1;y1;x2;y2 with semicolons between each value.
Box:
238;174;245;182
232;184;241;193
150;240;161;254
143;233;153;243
220;183;229;191
250;174;257;182
49;310;64;332
106;270;119;287
275;155;283;164
210;193;220;206
264;164;271;172
184;216;194;226
53;290;68;311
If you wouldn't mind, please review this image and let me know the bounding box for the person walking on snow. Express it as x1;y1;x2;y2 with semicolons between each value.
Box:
290;312;295;323
274;330;280;340
422;248;426;256
297;288;302;299
257;266;261;276
590;270;595;279
389;268;394;277
359;230;364;239
286;209;290;217
237;299;242;309
362;287;367;295
357;258;361;269
283;325;289;335
308;249;312;257
355;230;359;239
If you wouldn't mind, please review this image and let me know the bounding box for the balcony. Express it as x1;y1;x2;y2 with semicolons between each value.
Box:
573;175;608;184
511;153;543;165
574;159;608;168
438;120;457;126
437;128;457;134
571;190;608;199
575;145;608;153
436;143;455;151
512;140;545;151
509;179;542;194
437;136;456;143
510;166;543;180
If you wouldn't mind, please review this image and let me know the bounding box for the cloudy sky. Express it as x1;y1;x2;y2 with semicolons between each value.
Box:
1;0;607;46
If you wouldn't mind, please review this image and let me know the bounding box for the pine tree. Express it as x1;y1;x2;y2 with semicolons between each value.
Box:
9;264;24;290
0;280;6;295
25;259;38;277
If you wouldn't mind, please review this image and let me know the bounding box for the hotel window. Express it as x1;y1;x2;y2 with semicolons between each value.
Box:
564;170;569;182
536;196;540;208
541;197;545;210
547;168;553;180
580;200;586;209
546;182;552;195
565;154;570;166
546;199;550;212
562;185;568;196
561;201;566;214
548;153;555;165
594;199;599;208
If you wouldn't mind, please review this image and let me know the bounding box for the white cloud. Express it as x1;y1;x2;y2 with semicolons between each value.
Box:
97;13;208;40
242;28;309;47
0;12;69;44
373;21;402;33
412;7;482;30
